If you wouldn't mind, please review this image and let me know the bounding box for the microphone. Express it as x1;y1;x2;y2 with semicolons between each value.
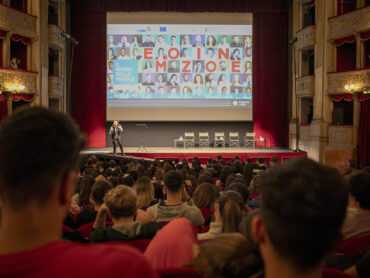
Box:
289;37;298;45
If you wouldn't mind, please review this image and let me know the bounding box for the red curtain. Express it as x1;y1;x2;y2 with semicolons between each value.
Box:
11;34;31;45
71;0;288;148
0;94;8;122
360;31;370;41
0;30;6;39
358;100;370;167
336;42;356;72
331;94;353;102
12;94;35;102
337;0;357;15
359;94;370;102
334;35;355;47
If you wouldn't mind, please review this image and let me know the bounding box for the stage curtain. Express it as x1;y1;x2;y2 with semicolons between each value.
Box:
331;94;353;102
359;94;370;102
11;34;31;45
334;35;355;47
358;100;370;167
336;41;356;72
71;0;288;148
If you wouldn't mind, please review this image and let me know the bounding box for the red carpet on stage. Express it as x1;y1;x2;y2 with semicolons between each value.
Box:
124;151;307;164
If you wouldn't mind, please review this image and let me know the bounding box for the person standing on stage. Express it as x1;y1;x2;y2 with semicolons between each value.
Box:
109;121;124;156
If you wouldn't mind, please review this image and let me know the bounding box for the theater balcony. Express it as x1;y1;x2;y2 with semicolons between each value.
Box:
327;68;370;94
328;125;353;149
328;6;370;40
296;25;315;51
0;67;37;94
48;75;63;98
296;75;315;97
299;123;311;152
0;4;37;38
48;24;65;50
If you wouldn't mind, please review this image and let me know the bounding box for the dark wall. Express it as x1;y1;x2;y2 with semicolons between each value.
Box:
106;121;253;147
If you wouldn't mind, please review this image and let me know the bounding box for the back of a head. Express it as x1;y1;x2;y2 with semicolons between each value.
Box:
198;173;213;185
227;182;249;204
260;158;348;271
193;183;217;209
0;107;83;209
134;176;154;209
121;174;134;187
219;190;245;233
77;175;95;207
190;233;263;278
220;166;233;185
349;171;370;210
164;170;184;193
91;180;113;206
104;185;137;219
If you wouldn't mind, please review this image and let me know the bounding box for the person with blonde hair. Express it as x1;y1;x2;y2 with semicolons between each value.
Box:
89;185;162;242
134;176;158;210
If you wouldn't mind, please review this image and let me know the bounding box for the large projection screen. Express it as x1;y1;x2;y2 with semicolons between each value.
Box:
107;12;253;121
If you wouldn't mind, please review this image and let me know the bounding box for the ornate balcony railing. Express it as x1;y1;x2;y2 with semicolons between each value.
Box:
327;68;370;94
0;4;37;38
296;75;315;97
0;67;37;94
296;25;315;51
328;125;353;149
48;75;63;98
48;24;65;50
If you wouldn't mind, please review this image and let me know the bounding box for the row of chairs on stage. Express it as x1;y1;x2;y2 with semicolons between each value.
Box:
175;132;264;148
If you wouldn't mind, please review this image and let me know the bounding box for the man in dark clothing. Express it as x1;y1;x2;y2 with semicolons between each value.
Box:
89;185;162;242
109;121;124;156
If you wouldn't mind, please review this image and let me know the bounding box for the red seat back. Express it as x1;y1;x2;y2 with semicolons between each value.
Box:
63;225;74;232
77;221;113;238
199;208;214;223
156;267;203;278
338;233;370;261
322;268;353;278
103;239;151;253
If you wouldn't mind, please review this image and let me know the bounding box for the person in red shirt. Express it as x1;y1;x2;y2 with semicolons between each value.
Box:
0;107;157;278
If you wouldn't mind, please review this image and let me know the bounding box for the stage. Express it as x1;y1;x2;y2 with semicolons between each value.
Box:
82;147;307;164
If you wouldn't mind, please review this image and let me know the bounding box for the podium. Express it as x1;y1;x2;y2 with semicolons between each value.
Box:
136;124;148;152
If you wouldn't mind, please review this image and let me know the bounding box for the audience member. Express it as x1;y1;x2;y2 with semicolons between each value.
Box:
251;158;348;278
134;176;158;210
342;171;370;240
147;170;204;226
192;183;217;225
0;107;157;278
89;185;162;242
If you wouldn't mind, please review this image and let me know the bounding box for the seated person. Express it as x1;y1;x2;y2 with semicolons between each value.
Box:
76;180;113;227
198;190;246;240
147;170;204;227
0;107;157;278
89;185;162;242
192;182;217;226
342;171;370;240
251;158;348;278
345;248;370;278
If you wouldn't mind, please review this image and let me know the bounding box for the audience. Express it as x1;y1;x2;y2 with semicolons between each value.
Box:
251;158;348;278
147;170;204;226
89;185;162;242
342;171;370;240
0;107;157;277
192;182;217;226
134;176;158;210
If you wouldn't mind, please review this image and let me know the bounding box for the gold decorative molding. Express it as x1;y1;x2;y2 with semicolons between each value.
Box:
48;24;65;50
0;68;37;94
48;76;63;98
0;5;37;39
327;69;370;94
328;125;353;149
296;25;315;51
328;6;370;40
296;75;315;97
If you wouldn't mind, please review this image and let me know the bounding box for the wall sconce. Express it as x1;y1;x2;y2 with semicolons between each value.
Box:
5;84;26;93
344;84;356;93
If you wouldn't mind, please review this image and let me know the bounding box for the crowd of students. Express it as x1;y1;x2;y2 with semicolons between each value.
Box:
0;107;369;278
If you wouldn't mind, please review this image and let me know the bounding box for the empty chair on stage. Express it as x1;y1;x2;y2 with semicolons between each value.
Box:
229;132;240;147
199;132;210;148
184;132;195;148
244;132;256;148
214;132;225;148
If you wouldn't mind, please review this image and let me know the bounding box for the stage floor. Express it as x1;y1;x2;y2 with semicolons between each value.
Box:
82;147;307;163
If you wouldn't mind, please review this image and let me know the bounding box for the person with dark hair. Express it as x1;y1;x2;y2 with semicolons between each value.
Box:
192;183;217;226
219;166;233;190
227;182;250;207
89;185;162;243
342;171;370;240
76;180;113;227
256;157;266;170
109;177;120;187
153;181;164;200
198;173;213;185
121;174;135;187
0;107;156;278
268;156;279;168
147;170;204;226
109;121;124;156
251;158;348;278
75;175;95;207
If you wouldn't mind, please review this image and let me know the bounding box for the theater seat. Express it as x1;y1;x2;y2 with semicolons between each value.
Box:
103;239;151;253
63;225;74;232
199;208;214;224
77;221;113;238
156;267;203;278
322;268;353;278
338;233;370;261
